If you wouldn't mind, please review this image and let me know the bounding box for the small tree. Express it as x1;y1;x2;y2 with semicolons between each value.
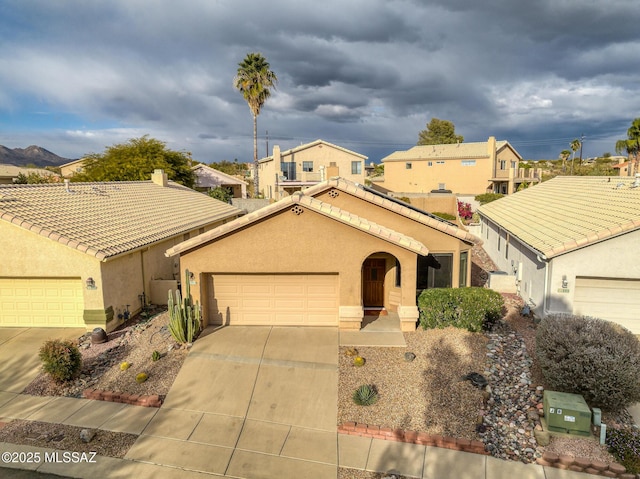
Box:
208;186;232;203
417;118;463;145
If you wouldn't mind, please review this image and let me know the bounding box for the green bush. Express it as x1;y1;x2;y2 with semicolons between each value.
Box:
536;314;640;410
39;339;82;383
606;427;640;474
431;211;456;221
474;193;504;205
418;287;504;332
352;384;378;406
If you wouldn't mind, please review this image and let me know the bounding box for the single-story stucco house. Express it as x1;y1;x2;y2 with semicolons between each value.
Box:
478;175;640;334
192;163;248;199
0;170;241;332
166;177;481;332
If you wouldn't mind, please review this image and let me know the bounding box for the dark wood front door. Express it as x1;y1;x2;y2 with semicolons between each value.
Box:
363;258;385;307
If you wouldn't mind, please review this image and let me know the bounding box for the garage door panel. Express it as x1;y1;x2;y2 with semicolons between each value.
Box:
574;277;640;334
0;278;84;328
211;274;338;326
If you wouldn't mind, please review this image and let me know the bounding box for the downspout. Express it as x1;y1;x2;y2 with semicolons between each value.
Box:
537;254;550;316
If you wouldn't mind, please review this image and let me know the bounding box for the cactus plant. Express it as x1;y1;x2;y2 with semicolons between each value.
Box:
151;350;161;361
168;269;201;344
135;372;148;383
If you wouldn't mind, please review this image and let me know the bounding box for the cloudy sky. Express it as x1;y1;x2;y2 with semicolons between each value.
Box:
1;0;639;163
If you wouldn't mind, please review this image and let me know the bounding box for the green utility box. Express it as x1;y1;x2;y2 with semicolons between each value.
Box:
543;390;592;436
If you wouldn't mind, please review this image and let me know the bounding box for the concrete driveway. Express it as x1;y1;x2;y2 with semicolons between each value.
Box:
0;328;85;395
125;326;339;478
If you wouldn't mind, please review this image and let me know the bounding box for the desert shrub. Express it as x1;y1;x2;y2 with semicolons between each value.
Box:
536;314;640;410
474;193;504;205
396;196;411;204
606;427;640;474
352;384;378;406
418;287;504;332
353;356;365;367
431;211;456;221
136;372;148;383
39;339;82;383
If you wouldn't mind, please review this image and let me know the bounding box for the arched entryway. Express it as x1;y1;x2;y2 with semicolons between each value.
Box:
361;252;402;328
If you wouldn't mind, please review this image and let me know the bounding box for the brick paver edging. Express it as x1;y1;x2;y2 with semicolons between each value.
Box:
83;388;162;408
537;451;634;479
338;422;488;455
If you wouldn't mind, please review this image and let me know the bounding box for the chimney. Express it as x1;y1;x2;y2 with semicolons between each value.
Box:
273;145;281;163
151;169;168;187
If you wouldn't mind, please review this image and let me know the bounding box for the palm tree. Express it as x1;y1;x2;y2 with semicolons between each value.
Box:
615;118;640;176
570;139;581;175
234;53;278;197
559;150;571;174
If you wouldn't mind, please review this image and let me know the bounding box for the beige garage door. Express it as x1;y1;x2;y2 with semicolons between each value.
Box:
211;274;339;326
0;278;84;328
573;277;640;334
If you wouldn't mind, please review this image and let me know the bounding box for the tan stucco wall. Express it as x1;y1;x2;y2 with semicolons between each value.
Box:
0;221;103;310
313;189;472;287
1;217;235;331
381;156;493;195
178;206;419;328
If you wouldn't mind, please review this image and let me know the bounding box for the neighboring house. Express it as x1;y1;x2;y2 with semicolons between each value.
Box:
478;175;640;333
192;164;248;199
379;136;541;196
0;165;60;184
166;177;480;332
59;158;87;177
257;139;367;199
613;161;637;177
0;170;241;332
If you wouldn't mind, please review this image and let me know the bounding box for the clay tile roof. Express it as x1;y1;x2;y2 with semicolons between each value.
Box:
303;177;481;245
380;140;515;162
166;193;429;257
0;181;241;260
478;176;640;258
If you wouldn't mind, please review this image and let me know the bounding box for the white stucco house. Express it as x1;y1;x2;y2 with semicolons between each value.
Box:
478;175;640;334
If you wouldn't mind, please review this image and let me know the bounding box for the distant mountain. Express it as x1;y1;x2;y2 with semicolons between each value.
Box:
0;145;75;167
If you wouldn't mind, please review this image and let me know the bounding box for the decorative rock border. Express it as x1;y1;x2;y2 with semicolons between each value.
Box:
83;388;162;408
338;422;488;456
536;451;634;479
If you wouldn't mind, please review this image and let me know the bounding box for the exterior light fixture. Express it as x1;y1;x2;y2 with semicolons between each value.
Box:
561;275;568;289
86;277;97;290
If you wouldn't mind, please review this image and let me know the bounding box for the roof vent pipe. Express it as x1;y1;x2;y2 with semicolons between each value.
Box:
64;178;71;193
633;173;640;188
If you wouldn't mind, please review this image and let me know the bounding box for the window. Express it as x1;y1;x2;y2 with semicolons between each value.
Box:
428;161;433;167
438;183;446;190
405;162;412;169
459;251;468;287
500;160;506;170
461;160;476;166
511;161;517;169
395;259;402;287
351;161;362;174
281;162;296;180
417;254;453;289
436;160;445;165
302;161;313;172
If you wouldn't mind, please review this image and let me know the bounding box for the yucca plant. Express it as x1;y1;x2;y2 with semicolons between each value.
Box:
353;384;378;406
168;269;201;344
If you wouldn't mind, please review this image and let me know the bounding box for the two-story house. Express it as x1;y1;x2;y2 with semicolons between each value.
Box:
257;139;367;199
379;137;540;196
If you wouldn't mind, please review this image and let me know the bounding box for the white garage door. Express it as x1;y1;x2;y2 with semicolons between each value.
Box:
0;278;85;328
211;274;339;326
573;277;640;334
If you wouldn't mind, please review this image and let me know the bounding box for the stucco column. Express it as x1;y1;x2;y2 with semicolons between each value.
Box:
339;306;363;330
